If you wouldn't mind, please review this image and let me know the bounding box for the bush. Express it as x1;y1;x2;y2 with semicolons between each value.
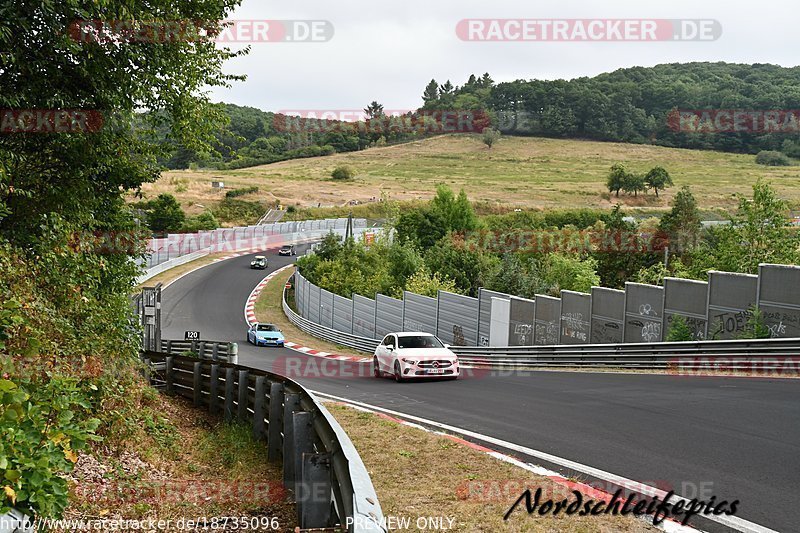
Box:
145;194;185;233
781;139;800;158
736;306;771;339
755;150;793;166
482;127;500;148
666;315;694;341
225;186;259;198
181;212;219;232
0;377;100;518
331;165;355;181
212;198;265;224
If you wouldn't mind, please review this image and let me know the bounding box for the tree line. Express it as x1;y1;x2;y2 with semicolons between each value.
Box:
422;62;800;156
163;62;800;170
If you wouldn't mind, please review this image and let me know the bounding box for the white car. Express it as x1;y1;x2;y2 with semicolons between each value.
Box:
373;332;459;382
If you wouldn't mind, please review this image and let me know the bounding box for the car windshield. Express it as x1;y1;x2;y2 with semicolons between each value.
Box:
257;324;277;332
253;257;265;262
280;246;291;250
397;335;444;349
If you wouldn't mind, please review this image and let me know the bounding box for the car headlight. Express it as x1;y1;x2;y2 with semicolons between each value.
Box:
401;358;416;365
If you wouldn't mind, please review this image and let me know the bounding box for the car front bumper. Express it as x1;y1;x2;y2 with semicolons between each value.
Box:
401;362;459;378
255;338;285;346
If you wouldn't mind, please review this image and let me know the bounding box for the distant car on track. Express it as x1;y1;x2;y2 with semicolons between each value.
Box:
247;323;285;347
278;244;296;256
373;332;459;382
250;255;267;269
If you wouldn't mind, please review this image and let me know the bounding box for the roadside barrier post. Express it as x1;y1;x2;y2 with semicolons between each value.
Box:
209;364;220;414
267;382;285;461
253;376;267;440
282;393;301;488
299;453;333;529
237;370;249;421
224;367;235;421
292;412;315;494
228;342;239;364
165;356;174;394
193;361;202;407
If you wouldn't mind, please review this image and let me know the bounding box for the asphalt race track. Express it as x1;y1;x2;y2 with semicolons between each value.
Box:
161;245;800;532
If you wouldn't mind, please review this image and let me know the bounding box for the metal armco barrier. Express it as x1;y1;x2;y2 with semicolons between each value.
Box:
450;337;800;370
283;281;800;372
141;352;386;533
160;339;238;363
284;287;380;354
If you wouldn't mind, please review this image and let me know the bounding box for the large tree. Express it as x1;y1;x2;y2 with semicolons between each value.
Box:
1;2;243;244
659;186;701;253
644;166;674;197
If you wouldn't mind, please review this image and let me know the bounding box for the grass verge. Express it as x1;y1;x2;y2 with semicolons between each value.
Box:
67;386;296;530
253;266;369;359
328;403;656;532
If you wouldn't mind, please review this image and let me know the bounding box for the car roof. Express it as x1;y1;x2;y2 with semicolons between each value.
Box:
391;332;436;336
255;322;276;327
280;244;293;248
254;255;266;259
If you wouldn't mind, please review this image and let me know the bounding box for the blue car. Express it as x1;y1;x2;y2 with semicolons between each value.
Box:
247;323;285;347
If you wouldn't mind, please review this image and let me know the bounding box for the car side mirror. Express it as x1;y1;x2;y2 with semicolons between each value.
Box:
387;346;394;351
444;344;451;349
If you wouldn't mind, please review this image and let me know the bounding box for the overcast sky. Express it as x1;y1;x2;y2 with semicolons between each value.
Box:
209;0;799;113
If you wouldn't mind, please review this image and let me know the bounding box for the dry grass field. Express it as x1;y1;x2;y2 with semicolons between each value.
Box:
144;134;800;219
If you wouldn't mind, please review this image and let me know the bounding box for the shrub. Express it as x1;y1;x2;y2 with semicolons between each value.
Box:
781;139;800;158
181;212;219;232
737;306;771;339
225;186;259;198
666;315;694;341
331;165;355;181
755;150;793;166
0;377;100;518
482;127;500;148
212;198;264;224
145;194;185;233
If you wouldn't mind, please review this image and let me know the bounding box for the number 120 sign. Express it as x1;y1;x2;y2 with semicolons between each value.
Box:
185;331;200;340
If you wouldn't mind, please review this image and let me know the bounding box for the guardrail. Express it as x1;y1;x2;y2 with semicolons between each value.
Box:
282;282;800;372
284;286;380;354
160;339;238;363
450;338;800;370
142;352;386;532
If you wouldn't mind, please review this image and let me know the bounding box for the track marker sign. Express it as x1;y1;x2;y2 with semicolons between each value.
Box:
184;330;200;340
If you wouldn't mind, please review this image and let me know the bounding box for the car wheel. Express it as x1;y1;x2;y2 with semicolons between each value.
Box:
373;357;382;378
393;361;404;383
